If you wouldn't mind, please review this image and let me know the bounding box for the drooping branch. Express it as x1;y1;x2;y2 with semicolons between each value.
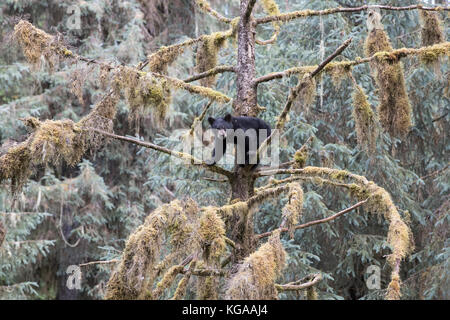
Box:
255;4;450;25
252;166;412;300
89;128;233;178
275;273;322;291
256;199;368;239
184;65;235;83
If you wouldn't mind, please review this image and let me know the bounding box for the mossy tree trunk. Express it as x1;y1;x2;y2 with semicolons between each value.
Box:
227;0;259;262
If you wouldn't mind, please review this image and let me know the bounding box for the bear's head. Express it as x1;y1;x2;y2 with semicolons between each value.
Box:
208;114;233;139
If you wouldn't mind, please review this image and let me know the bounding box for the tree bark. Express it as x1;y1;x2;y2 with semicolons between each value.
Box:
227;0;259;262
234;0;258;117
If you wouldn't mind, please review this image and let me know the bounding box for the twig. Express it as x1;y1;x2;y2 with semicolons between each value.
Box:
256;199;368;239
184;65;235;83
418;164;449;181
432;112;448;122
79;259;119;267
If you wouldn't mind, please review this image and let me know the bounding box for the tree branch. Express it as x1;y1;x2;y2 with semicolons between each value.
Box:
79;259;119;267
255;42;449;85
245;0;258;20
256;199;368;239
250;39;351;163
89;128;233;178
275;273;322;291
274;38;351;130
255;4;449;25
254;38;352;85
181;268;227;277
184;65;235;83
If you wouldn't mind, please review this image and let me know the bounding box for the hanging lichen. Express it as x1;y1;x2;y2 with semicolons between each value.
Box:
324;61;352;88
364;10;412;138
196;207;226;300
112;66;171;126
225;230;286;299
13;20;72;71
281;183;303;239
419;10;445;66
196;28;234;87
70;65;90;105
351;82;378;153
198;207;226;263
293;73;316;113
147;44;187;74
105;199;201;300
419;10;444;47
28;119;85;166
0;143;32;194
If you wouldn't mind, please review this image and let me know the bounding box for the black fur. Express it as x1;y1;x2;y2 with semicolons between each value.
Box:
206;114;271;168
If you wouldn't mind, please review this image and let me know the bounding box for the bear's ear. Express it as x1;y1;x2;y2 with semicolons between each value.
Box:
208;117;215;126
224;114;232;122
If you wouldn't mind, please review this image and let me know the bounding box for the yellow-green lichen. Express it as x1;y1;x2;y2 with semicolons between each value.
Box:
364;13;412;138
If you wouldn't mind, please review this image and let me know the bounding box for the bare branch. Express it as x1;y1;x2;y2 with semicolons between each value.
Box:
256;199;368;239
255;4;450;25
184;65;235;83
79;259;119;267
275;273;322;291
89;128;233;178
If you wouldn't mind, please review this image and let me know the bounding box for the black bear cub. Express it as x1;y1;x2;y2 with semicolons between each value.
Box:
207;113;271;168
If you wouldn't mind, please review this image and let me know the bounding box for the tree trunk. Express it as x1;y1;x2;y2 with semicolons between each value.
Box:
227;0;259;262
234;0;258;117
